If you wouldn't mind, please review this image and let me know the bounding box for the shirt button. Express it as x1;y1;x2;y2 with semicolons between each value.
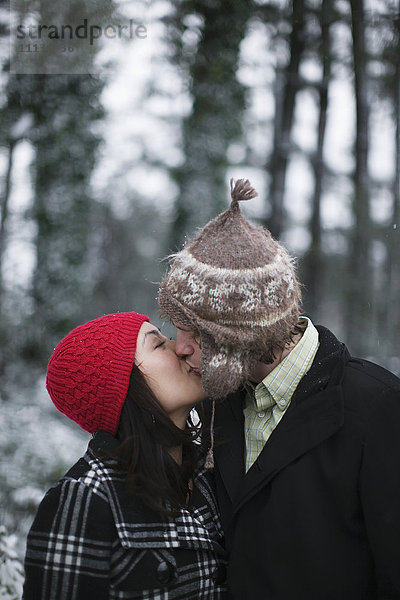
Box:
257;411;265;418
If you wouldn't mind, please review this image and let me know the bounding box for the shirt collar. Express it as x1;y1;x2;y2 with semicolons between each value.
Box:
251;317;319;411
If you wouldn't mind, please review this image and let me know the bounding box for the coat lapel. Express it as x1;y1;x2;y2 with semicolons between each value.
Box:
232;383;344;515
213;390;245;503
231;332;350;516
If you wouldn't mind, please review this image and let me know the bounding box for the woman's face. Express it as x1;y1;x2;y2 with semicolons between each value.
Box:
134;321;207;428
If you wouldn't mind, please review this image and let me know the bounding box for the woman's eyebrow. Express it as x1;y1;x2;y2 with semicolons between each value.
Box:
142;329;163;346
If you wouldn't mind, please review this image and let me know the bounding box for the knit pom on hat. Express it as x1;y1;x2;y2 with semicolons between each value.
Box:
46;312;149;435
158;178;302;399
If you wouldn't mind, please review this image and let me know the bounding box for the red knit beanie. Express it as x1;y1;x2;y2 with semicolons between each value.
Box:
46;312;150;435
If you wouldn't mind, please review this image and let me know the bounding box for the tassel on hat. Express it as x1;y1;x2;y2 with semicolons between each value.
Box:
229;177;258;208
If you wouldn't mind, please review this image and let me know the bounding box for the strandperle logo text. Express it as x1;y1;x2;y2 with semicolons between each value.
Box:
16;18;147;45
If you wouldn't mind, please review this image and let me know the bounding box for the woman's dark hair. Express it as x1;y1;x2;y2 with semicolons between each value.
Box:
111;364;201;515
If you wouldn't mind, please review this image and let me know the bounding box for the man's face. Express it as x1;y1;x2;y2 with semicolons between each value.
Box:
173;321;202;374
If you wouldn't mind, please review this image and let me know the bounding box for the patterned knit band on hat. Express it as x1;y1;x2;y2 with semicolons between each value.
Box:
158;178;302;399
46;312;149;435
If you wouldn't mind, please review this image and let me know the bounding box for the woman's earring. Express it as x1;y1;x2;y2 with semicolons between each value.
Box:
151;414;156;425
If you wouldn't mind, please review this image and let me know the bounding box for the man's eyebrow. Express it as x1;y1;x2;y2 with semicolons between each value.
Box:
142;329;163;346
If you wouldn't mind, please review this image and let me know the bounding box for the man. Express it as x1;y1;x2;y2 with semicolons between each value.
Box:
158;179;400;599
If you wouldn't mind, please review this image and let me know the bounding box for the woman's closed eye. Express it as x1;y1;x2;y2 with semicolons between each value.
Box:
142;329;167;350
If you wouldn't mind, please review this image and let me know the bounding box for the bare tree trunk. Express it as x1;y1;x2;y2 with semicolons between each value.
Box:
303;0;331;316
384;13;400;364
347;0;371;355
0;139;15;316
266;0;306;239
169;0;251;250
0;139;15;384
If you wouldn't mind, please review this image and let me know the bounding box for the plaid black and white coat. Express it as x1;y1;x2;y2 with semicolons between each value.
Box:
23;432;227;600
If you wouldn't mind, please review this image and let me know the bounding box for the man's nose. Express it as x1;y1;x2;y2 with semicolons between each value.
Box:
175;331;194;357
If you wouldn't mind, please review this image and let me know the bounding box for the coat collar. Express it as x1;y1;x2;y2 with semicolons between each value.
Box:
213;326;350;512
86;432;224;552
213;388;246;502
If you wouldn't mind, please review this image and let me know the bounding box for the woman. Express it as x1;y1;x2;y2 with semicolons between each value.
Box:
23;312;227;600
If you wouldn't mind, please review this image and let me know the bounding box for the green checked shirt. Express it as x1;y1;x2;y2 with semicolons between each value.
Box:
244;317;319;472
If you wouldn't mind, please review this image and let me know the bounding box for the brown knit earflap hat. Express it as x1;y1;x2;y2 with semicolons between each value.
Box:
158;179;302;399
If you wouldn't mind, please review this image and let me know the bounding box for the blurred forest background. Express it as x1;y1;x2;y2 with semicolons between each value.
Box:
1;0;400;584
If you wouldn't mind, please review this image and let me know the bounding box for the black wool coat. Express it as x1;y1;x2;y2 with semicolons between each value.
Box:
23;432;227;600
210;326;400;600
